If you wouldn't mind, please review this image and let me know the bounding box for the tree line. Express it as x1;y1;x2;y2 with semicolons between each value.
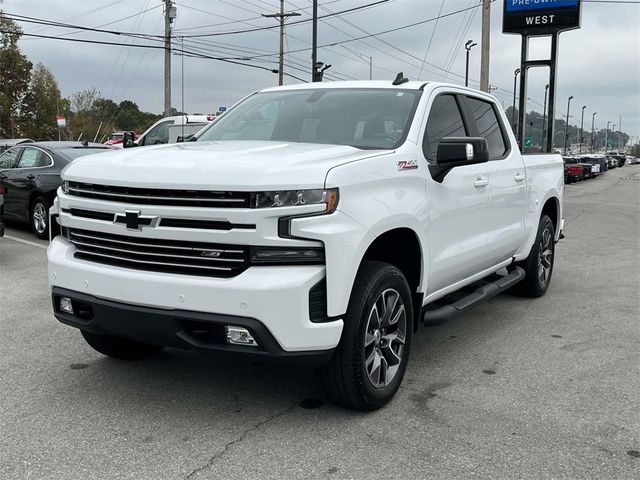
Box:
505;107;630;153
0;9;161;142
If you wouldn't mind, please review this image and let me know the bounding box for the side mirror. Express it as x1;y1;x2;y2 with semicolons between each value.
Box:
436;137;490;167
123;132;136;148
430;137;490;182
176;134;194;143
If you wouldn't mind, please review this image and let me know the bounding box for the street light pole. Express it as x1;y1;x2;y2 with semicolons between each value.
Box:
579;105;586;154
542;83;549;150
512;68;520;130
605;121;611;153
464;40;477;87
564;95;573;155
591;112;597;153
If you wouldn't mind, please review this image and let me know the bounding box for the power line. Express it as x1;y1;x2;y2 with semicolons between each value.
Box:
418;0;445;79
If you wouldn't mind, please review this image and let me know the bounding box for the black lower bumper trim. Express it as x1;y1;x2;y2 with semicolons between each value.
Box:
52;287;334;365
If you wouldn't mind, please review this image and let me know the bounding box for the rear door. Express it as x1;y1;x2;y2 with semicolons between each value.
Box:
462;95;527;265
421;92;492;294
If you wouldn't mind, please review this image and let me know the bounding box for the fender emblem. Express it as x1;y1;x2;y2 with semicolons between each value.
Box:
397;160;418;171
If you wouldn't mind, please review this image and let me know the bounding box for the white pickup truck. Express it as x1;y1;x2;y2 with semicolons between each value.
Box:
47;80;564;411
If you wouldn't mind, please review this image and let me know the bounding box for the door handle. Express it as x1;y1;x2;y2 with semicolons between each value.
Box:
474;176;489;188
26;174;36;180
514;173;526;183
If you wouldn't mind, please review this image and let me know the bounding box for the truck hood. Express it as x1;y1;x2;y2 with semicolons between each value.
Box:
62;141;390;190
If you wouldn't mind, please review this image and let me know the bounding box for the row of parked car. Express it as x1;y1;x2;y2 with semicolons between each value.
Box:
563;153;633;184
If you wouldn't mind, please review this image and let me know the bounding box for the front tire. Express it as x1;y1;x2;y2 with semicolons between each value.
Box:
30;196;50;240
81;331;164;360
513;214;555;297
321;261;413;411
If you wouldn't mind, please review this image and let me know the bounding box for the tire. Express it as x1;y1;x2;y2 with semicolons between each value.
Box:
81;331;164;360
512;214;555;298
321;261;413;411
30;195;50;240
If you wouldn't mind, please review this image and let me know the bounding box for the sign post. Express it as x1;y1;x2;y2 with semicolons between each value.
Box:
502;0;581;153
55;115;66;141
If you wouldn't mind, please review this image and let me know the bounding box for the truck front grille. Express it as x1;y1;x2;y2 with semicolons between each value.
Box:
67;182;251;208
67;228;249;277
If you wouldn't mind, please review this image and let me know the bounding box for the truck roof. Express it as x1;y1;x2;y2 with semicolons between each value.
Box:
259;80;500;101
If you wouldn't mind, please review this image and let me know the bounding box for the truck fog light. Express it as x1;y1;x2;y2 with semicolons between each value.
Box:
59;297;74;314
225;326;258;347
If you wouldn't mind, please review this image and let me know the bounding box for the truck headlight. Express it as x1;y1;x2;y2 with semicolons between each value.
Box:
251;188;339;213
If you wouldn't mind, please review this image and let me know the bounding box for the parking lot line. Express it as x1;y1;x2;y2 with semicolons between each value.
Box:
2;234;49;250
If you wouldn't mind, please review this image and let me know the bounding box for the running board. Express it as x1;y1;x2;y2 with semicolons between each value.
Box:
422;267;525;326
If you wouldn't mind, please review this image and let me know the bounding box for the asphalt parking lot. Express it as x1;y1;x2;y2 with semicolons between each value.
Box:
1;169;639;480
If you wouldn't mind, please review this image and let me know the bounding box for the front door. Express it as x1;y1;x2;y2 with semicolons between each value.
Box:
421;92;492;294
0;147;23;219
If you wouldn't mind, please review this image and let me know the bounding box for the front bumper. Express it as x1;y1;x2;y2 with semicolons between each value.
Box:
52;287;334;364
48;237;343;353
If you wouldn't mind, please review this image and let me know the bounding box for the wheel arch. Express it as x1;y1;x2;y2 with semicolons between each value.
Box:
541;196;560;235
358;227;425;332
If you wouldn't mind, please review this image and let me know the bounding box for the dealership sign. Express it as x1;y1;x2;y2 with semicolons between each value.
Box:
503;0;581;35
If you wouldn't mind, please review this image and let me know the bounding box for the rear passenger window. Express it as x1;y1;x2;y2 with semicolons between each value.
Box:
466;97;507;159
18;147;50;168
423;94;467;162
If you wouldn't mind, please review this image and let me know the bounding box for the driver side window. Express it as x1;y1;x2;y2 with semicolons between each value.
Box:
423;94;467;163
143;121;173;145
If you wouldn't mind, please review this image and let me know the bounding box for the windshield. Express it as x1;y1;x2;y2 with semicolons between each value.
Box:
196;88;422;149
57;148;113;160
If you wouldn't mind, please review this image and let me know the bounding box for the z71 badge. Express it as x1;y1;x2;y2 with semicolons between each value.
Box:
397;160;418;171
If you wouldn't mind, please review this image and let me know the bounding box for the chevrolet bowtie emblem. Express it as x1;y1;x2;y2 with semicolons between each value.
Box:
113;210;159;231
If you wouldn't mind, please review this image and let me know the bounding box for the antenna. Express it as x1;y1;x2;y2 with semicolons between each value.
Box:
392;72;409;86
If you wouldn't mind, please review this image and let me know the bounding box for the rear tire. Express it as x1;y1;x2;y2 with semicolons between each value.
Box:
512;214;555;298
321;261;413;411
30;196;50;240
81;331;164;360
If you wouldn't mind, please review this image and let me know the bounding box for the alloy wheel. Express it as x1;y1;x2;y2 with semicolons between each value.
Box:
364;288;407;388
33;202;47;234
538;227;553;286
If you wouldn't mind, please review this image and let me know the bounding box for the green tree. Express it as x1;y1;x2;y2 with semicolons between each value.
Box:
20;63;64;140
0;9;33;138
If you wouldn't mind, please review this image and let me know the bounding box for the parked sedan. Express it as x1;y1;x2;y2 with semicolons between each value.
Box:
0;141;112;239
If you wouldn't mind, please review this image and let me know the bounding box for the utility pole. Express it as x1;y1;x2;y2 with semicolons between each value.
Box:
369;56;373;80
591;112;597;153
264;1;300;85
579;105;586;154
164;0;176;116
312;0;318;82
619;115;622;150
564;95;573;155
512;68;520;129
542;84;549;151
605;121;611;153
480;0;490;92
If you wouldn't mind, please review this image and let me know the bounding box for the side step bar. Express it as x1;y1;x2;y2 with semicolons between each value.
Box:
422;267;525;326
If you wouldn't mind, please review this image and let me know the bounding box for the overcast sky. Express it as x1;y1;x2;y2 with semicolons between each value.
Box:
5;0;640;140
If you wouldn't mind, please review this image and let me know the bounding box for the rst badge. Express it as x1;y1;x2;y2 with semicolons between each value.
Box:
397;160;418;171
